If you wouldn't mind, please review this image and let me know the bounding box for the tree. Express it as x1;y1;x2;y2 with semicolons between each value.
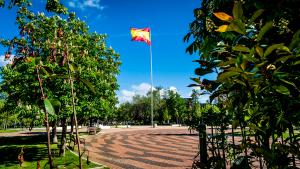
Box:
186;0;300;168
0;2;120;168
165;90;187;124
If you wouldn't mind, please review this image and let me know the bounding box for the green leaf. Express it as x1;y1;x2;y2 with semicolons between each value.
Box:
293;60;300;65
80;79;96;94
233;1;243;19
44;99;55;115
264;44;290;57
190;77;201;84
234;79;246;87
195;67;214;76
69;63;78;72
289;29;300;49
244;115;250;121
249;9;264;23
188;84;201;87
232;45;250;52
217;71;240;82
257;21;273;41
274;85;290;95
255;46;264;57
279;79;299;91
228;19;246;34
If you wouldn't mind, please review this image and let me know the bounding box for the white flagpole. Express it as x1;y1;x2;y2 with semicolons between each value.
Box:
149;28;154;128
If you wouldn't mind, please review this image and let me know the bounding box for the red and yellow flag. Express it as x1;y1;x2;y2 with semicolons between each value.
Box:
130;27;151;45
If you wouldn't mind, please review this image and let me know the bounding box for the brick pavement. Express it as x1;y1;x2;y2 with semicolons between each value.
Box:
83;127;199;169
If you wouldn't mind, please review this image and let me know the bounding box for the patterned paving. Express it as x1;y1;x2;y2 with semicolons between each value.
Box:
84;128;199;169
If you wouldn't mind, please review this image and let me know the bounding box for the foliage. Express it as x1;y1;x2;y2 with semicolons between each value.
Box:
0;135;101;169
0;1;120;168
186;0;300;168
116;88;190;125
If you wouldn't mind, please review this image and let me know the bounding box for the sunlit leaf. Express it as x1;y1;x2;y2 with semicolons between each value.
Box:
232;45;250;52
44;98;55;115
264;44;290;57
255;46;264;57
213;12;233;22
215;25;228;32
274;85;290;95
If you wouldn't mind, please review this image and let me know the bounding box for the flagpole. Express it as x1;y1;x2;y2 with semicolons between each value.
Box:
149;29;154;128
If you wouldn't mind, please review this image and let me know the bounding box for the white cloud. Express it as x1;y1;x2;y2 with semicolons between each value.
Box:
169;86;177;93
119;90;135;103
118;82;153;104
199;94;210;103
0;55;13;67
68;0;105;10
118;83;211;104
132;83;152;96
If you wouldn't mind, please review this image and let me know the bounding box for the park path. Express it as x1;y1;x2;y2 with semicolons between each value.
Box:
83;126;199;169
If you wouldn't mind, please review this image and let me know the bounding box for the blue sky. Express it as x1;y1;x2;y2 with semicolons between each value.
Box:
0;0;210;103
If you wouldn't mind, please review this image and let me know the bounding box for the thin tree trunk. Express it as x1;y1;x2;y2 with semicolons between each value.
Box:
211;125;215;158
45;114;54;167
66;45;82;169
70;78;82;169
37;66;54;169
240;124;248;156
59;117;67;156
199;121;207;164
70;114;74;134
288;126;296;168
256;136;263;169
52;121;58;144
231;126;235;160
221;124;226;169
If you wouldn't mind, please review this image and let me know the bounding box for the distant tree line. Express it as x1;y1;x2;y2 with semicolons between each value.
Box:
115;88;207;126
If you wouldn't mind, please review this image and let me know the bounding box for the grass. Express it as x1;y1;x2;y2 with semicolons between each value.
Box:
0;134;105;169
0;129;21;133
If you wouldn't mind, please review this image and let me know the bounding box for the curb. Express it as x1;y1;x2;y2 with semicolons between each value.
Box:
67;147;109;169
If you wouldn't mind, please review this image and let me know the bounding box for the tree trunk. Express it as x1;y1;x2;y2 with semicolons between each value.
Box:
67;48;82;169
37;66;54;169
289;126;296;168
52;121;58;144
70;114;74;134
231;125;236;160
45;112;54;168
89;118;93;127
59;117;67;156
199;121;207;164
221;124;226;169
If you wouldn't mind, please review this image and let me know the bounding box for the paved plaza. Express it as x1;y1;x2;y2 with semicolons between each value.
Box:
84;126;199;169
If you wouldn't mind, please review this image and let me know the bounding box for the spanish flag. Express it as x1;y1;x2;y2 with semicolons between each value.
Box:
131;27;151;45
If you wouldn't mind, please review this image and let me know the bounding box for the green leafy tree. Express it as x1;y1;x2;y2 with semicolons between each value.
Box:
186;0;300;168
165;90;187;124
0;2;120;168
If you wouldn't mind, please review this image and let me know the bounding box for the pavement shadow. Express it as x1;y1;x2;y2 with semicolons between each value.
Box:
148;133;199;136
